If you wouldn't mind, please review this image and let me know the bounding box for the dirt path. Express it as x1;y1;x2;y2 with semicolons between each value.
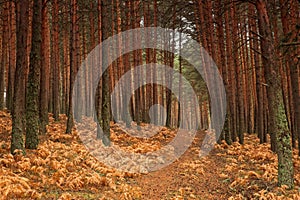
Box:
133;132;231;199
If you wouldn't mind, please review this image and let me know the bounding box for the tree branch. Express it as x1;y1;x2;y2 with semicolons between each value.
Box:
280;42;300;47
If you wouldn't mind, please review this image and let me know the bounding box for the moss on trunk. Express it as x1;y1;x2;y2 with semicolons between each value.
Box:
25;0;42;149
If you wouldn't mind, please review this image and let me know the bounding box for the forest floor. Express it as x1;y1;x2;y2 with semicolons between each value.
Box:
1;110;300;200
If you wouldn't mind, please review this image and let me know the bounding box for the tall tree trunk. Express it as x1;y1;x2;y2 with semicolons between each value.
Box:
6;2;16;111
230;1;245;144
152;0;158;125
52;0;60;121
87;1;96;117
0;8;5;109
63;4;70;116
0;2;9;110
144;0;151;124
249;3;266;143
11;0;29;154
25;0;42;149
66;0;77;134
100;0;112;146
123;0;132;128
96;0;103;137
241;11;251;134
279;0;294;147
216;0;230;143
177;25;182;128
225;3;237;142
135;0;145;124
116;0;124;122
256;0;294;188
166;7;176;128
74;7;82;122
130;0;141;127
287;0;300;155
39;0;50;134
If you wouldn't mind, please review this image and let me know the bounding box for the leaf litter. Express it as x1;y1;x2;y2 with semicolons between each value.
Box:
0;110;300;199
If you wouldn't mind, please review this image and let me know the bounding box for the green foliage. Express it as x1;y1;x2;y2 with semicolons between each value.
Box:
173;56;208;102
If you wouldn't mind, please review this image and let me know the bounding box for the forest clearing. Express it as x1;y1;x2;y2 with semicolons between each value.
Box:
0;0;299;199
